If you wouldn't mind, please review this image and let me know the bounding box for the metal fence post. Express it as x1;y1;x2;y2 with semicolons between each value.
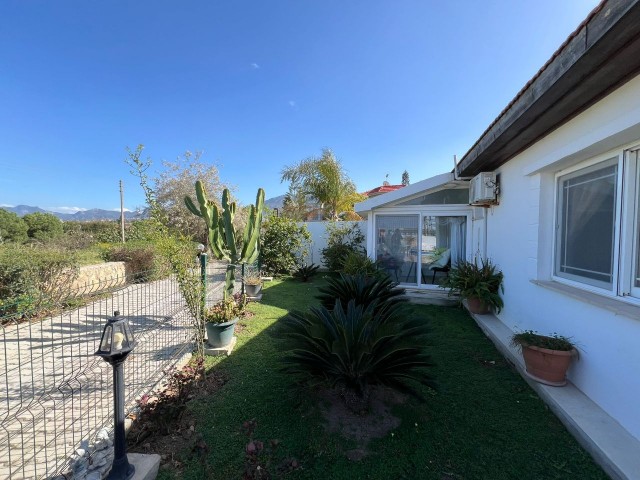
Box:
200;253;207;312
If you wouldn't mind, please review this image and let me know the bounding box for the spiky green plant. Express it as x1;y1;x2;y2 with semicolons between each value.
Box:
316;273;406;321
185;181;265;300
440;258;504;313
292;263;319;282
279;300;435;400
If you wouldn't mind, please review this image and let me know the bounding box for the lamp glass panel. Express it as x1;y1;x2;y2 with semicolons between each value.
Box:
99;324;113;352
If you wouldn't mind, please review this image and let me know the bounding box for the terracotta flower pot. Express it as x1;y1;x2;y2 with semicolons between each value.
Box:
521;344;577;386
466;297;490;314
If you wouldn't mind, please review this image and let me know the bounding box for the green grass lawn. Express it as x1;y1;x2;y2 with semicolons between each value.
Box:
161;277;607;480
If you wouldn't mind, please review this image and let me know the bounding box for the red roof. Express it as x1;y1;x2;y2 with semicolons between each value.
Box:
362;184;405;198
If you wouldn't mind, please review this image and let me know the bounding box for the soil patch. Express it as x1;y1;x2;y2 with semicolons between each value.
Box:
127;367;228;473
318;385;405;459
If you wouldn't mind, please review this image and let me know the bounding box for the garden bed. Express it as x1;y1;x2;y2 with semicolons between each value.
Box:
140;277;607;480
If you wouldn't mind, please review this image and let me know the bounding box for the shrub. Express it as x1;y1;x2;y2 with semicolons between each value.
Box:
440;258;504;313
321;222;364;272
341;250;386;279
0;209;28;243
23;212;63;241
103;242;167;282
292;263;319;282
0;244;79;319
260;216;311;275
316;273;406;321
279;300;435;402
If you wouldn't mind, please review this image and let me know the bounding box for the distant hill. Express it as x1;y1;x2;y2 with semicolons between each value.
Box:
264;194;285;211
1;205;145;222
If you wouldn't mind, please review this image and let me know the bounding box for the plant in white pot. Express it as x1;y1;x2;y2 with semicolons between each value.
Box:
511;330;578;387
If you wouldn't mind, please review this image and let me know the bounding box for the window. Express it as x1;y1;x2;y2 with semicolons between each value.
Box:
553;146;640;301
555;159;618;288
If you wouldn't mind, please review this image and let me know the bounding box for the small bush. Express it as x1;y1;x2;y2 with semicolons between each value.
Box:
23;212;63;241
0;209;28;243
292;263;319;282
260;216;311;275
321;222;364;272
341;251;386;279
0;244;79;319
104;242;167;282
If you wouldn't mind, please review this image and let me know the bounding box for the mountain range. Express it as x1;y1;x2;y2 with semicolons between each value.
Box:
1;205;145;221
2;195;286;222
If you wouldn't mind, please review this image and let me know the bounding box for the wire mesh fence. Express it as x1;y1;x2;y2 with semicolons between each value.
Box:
0;260;225;480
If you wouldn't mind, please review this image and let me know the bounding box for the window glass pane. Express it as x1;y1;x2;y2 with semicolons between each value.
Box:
398;188;469;206
375;215;419;284
556;161;617;288
420;216;466;285
633;161;640;288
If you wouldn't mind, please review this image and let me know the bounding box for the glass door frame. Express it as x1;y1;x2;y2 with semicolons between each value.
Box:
372;205;473;289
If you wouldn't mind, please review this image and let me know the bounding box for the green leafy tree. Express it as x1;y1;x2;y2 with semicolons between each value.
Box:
281;148;364;220
260;215;311;275
23;212;63;240
0;209;28;243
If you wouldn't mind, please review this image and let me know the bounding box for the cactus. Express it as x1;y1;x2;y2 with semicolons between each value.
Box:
185;181;265;300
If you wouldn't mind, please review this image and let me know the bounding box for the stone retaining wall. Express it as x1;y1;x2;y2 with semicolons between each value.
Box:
69;262;127;295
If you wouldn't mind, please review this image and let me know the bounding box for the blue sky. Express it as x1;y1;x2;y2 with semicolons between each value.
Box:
0;0;599;212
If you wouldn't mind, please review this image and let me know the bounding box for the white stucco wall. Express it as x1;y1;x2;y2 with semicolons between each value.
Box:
299;221;368;268
484;74;640;440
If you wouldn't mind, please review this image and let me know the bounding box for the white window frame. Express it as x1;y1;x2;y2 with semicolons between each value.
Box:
551;143;640;304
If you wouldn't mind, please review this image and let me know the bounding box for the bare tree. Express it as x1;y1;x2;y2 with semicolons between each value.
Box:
154;151;230;241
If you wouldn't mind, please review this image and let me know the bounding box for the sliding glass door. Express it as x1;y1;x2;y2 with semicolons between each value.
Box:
374;213;468;286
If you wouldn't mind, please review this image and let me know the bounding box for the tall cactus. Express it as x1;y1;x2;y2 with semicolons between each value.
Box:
185;181;265;300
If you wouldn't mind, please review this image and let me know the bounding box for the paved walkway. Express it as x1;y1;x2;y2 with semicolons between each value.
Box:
0;262;228;480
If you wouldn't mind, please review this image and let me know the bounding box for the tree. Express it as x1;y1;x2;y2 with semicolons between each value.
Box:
23;212;63;240
281;148;364;221
154;150;231;241
0;209;28;243
402;170;410;186
281;185;309;221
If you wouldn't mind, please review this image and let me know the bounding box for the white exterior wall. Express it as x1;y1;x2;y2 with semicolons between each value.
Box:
484;74;640;440
299;221;367;268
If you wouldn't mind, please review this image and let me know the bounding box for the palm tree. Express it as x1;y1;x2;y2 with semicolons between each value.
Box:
281;148;364;221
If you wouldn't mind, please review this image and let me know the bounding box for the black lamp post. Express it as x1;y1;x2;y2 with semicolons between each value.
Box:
95;311;136;480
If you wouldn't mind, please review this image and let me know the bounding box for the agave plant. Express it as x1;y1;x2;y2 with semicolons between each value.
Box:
279;300;435;400
292;263;319;282
316;273;406;321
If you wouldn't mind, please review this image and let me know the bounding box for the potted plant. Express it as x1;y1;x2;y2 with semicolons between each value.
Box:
511;330;578;386
241;267;263;297
440;258;504;314
203;293;245;348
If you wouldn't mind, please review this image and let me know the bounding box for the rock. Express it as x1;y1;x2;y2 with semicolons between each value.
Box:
85;472;102;480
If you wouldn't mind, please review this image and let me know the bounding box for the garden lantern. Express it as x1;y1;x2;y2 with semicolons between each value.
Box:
95;311;136;480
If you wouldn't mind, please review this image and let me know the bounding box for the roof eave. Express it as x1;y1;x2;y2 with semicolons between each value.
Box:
457;0;640;177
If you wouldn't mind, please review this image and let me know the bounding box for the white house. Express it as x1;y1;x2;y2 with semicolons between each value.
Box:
356;0;640;467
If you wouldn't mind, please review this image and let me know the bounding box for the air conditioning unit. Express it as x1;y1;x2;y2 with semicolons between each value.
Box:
469;172;498;205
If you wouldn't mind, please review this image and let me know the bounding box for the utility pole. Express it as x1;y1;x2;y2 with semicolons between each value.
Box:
119;180;125;243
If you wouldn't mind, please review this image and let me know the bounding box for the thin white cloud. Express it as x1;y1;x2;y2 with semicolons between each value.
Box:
46;206;88;214
0;204;14;208
288;100;296;108
251;63;260;69
109;208;132;212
